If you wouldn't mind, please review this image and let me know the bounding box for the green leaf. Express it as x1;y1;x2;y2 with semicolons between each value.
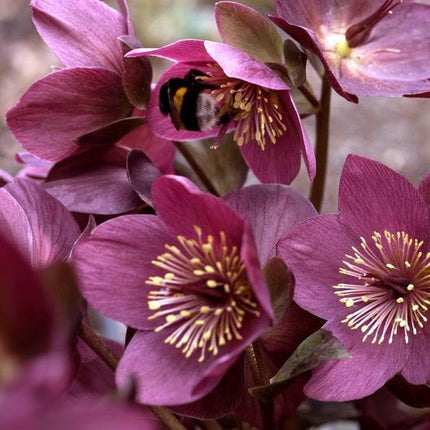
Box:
249;329;350;401
215;1;283;64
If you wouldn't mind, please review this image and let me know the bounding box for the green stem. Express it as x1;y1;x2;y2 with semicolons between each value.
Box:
174;141;219;196
309;74;332;212
246;342;275;430
78;323;187;430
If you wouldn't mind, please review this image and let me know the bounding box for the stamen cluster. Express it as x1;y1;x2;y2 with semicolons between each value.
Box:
200;64;287;150
146;225;260;362
334;230;430;345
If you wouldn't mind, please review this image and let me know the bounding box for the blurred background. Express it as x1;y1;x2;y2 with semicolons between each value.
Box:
1;0;429;213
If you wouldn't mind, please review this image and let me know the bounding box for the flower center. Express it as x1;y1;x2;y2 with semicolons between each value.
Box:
146;225;260;362
199;65;287;150
333;230;430;345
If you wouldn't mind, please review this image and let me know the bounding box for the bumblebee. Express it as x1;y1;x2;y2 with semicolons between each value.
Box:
159;69;229;132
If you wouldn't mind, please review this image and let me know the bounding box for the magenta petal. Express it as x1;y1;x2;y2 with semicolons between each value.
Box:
418;173;430;210
240;219;274;321
223;184;316;267
152;175;244;245
269;15;358;103
43;148;141;215
119;36;152;109
240;131;301;185
339;155;429;241
31;0;127;73
76;117;145;148
399;321;430;385
333;3;430;97
169;357;245;419
305;318;406;401
277;214;357;320
72;215;175;330
126;150;161;207
66;338;120;399
238;90;314;184
0;178;80;267
127;39;212;63
0;233;55;356
7;68;130;162
204;41;288;90
117;331;235;405
280;91;315;180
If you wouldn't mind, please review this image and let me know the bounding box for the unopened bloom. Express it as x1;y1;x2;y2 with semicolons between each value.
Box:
278;155;430;401
128;2;315;185
73;175;273;409
271;0;430;102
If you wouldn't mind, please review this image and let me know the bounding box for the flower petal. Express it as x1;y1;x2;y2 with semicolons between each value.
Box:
269;15;358;103
31;0;127;73
116;330;241;405
230;91;314;185
76;117;145;148
119;36;152;109
0;178;80;267
338;155;430;241
418;173;430;211
204;41;288;90
126;39;212;63
152;175;244;246
169;357;245;419
305;318;407;401
126;149;161;207
277;214;357;320
239;132;301;185
43;147;142;215
215;1;283;64
223;184;317;267
399;320;430;385
7;68;131;162
72;215;175;330
331;3;430;97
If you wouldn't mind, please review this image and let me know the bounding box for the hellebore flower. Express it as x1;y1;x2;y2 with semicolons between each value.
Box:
0;178;80;267
271;0;430;102
6;0;175;214
127;3;315;185
73;175;274;410
278;155;430;401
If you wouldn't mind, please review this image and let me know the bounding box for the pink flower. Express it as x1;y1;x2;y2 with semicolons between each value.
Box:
271;0;430;102
278;155;430;401
127;2;315;185
72;175;274;411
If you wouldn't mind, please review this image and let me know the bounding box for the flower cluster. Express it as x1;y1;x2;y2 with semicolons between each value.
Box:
1;0;430;428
